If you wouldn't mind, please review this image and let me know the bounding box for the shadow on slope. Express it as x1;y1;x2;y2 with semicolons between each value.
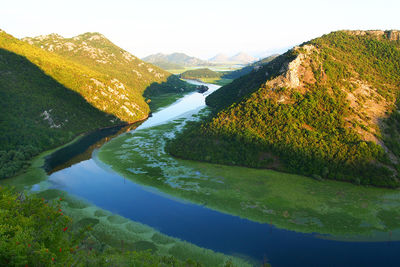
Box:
143;76;196;112
0;48;121;179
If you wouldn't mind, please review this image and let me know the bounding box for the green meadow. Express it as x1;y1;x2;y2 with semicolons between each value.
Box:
98;112;400;241
33;188;252;266
0;117;252;267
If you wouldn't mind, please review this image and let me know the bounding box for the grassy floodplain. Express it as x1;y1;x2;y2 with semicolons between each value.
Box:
33;188;252;266
0;115;252;267
199;77;233;86
0;150;252;266
98;111;400;241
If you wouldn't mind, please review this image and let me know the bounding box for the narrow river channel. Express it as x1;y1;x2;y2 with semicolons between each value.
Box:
31;80;400;266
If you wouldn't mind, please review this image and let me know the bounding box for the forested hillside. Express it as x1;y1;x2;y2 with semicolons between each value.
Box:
0;43;121;179
22;33;194;104
0;29;196;179
222;54;278;79
167;30;400;188
180;68;224;79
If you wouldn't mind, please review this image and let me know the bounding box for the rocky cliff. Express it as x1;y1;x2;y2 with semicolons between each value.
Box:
168;30;400;188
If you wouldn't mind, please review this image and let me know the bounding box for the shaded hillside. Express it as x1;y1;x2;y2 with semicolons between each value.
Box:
206;53;291;110
0;47;121;179
142;52;210;68
23;33;193;107
222;54;279;79
0;31;144;123
167;30;400;188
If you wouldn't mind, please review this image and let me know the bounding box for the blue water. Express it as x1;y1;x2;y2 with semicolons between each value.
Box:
44;81;400;266
48;159;400;266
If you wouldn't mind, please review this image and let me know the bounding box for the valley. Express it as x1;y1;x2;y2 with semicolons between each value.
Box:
1;20;400;266
3;80;400;266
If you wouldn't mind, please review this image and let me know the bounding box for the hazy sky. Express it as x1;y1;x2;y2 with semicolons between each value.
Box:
1;0;399;59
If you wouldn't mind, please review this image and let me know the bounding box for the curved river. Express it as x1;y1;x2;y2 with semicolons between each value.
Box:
33;81;400;266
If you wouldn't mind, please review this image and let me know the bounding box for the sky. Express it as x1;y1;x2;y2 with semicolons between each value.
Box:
1;0;400;59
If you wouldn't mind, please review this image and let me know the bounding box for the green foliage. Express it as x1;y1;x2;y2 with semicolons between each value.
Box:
222;54;278;79
0;186;81;266
168;31;400;188
0;186;222;267
206;53;293;110
0;47;122;179
1;31;141;123
180;68;225;79
0;30;194;178
0;147;38;179
383;101;400;160
22;32;195;117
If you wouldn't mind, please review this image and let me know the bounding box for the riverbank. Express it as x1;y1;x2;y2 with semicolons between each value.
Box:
97;117;400;240
34;188;252;266
7;79;400;266
0;85;253;266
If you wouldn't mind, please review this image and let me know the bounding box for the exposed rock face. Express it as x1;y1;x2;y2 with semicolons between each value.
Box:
21;32;188;122
257;35;396;149
267;45;316;93
387;30;400;41
344;30;400;41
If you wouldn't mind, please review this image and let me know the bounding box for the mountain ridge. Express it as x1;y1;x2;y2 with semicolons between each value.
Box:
23;32;193;102
209;52;256;64
167;30;400;188
0;29;193;179
142;52;210;69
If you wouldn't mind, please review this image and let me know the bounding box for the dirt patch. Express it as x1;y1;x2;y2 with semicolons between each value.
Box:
344;80;392;144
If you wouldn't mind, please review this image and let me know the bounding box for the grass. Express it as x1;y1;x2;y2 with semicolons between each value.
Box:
33;188;252;267
0;110;252;266
97;111;400;241
167;65;242;75
148;92;192;113
197;78;233;86
0;134;85;191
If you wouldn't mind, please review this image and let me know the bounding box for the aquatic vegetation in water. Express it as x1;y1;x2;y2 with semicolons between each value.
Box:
33;188;252;267
98;112;400;241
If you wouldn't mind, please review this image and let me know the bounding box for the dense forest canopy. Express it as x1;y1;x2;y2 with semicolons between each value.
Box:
167;30;400;188
22;32;194;107
222;54;278;80
179;68;225;79
0;186;216;266
0;30;194;179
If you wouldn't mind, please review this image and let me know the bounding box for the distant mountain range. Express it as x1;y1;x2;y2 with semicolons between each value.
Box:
168;30;400;188
222;54;279;79
143;52;258;69
142;52;210;69
209;52;257;64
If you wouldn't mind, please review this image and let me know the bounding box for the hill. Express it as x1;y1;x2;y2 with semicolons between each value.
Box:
208;53;230;64
179;68;224;79
0;30;193;179
0;30;123;179
167;30;400;188
222;54;279;79
209;52;256;64
229;52;257;64
142;52;210;69
22;33;193;105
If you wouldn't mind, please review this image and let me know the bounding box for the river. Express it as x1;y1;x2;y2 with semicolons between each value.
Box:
26;80;400;266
